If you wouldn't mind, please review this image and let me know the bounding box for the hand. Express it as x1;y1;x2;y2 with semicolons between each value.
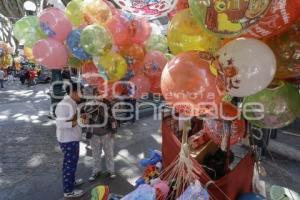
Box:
72;114;78;127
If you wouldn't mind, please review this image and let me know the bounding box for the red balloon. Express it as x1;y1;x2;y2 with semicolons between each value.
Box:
82;61;98;74
244;0;300;39
149;76;162;94
33;38;68;69
82;61;104;86
106;15;131;47
161;51;223;116
128;17;151;45
143;51;168;79
39;8;72;41
130;74;151;99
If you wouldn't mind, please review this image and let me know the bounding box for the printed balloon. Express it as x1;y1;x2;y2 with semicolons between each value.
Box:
129;74;151;99
83;0;112;25
143;51;167;78
67;29;91;61
145;34;168;53
66;0;85;26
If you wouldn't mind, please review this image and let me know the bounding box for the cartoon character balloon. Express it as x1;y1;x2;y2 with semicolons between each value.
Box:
243;82;300;129
215;38;276;97
167;9;221;55
32;38;68;69
189;0;272;37
161;51;223;116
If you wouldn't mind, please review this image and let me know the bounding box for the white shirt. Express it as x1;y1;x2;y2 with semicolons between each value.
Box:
0;70;4;80
55;95;81;143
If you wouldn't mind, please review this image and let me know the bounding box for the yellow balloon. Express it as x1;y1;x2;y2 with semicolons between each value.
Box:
66;0;85;26
167;9;221;55
24;47;34;60
99;52;128;83
83;0;112;25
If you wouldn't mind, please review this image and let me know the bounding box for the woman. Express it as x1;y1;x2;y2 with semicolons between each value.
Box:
84;87;117;181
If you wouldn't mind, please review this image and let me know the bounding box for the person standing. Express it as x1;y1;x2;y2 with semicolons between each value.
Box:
83;87;117;182
0;69;5;88
55;82;85;198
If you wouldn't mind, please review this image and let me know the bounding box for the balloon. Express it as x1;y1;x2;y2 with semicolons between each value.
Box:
165;53;175;61
168;0;189;19
129;74;151;99
215;38;276;97
98;52;128;82
0;54;12;69
143;51;167;78
243;82;300;129
127;17;151;45
68;56;83;69
39;7;72;41
80;25;112;56
32;38;68;69
244;0;300;39
161;51;223;116
13;16;46;47
189;0;272;38
120;44;145;67
67;29;91;61
82;61;104;86
238;193;266;200
24;47;34;60
106;14;131;47
83;0;112;25
145;34;168;53
167;9;221;54
150;76;162;94
66;0;85;26
266;20;300;80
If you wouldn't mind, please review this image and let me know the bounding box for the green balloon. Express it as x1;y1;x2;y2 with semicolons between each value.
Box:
146;34;168;53
243;83;300;129
68;56;83;69
66;0;85;26
80;25;112;56
164;53;174;61
13;16;46;48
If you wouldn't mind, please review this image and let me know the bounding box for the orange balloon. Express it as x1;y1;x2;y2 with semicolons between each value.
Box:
161;51;223;116
143;51;168;79
150;76;162;94
244;0;300;39
119;43;145;70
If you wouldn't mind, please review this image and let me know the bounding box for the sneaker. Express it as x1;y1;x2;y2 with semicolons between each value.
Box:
74;178;84;187
88;171;100;182
64;189;85;198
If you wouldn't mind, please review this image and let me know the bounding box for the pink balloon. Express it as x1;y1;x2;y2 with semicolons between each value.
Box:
130;74;151;99
33;38;68;69
39;8;72;41
143;51;168;78
106;15;131;47
129;17;151;45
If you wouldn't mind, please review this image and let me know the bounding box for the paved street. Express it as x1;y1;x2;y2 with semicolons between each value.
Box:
0;82;299;200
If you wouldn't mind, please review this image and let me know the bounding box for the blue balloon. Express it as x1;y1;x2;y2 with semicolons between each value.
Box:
67;29;91;61
238;193;266;200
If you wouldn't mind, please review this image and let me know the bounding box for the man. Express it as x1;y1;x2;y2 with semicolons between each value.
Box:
55;82;84;198
0;69;5;88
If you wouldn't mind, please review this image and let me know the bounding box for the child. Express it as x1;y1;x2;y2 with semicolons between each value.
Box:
84;87;117;181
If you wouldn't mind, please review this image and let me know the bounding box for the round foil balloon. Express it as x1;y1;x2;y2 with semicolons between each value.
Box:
32;38;68;69
267;21;300;80
143;51;167;78
244;0;300;39
129;74;151;99
98;52;128;82
13;16;46;47
39;7;72;41
167;9;221;55
80;25;112;56
189;0;272;38
66;0;85;26
243;82;300;129
67;29;91;61
215;38;276;97
145;34;168;53
83;0;112;25
161;51;223;116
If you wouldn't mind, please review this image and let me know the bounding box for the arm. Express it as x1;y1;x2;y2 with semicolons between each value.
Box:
55;102;76;129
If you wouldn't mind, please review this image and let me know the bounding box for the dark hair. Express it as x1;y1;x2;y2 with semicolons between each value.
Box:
65;82;83;95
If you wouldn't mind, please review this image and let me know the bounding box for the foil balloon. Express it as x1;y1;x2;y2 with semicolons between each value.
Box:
189;0;272;38
83;0;112;25
39;7;72;41
80;25;112;56
161;51;223;117
267;21;300;80
215;38;276;97
167;9;221;55
66;0;85;26
244;0;300;39
32;38;68;69
98;52;128;82
243;82;300;129
67;29;91;61
13;16;46;47
129;74;151;99
143;51;167;78
145;34;168;53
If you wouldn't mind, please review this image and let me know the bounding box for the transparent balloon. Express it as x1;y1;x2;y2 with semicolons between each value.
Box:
67;29;91;61
66;0;85;26
83;0;112;25
145;34;168;54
